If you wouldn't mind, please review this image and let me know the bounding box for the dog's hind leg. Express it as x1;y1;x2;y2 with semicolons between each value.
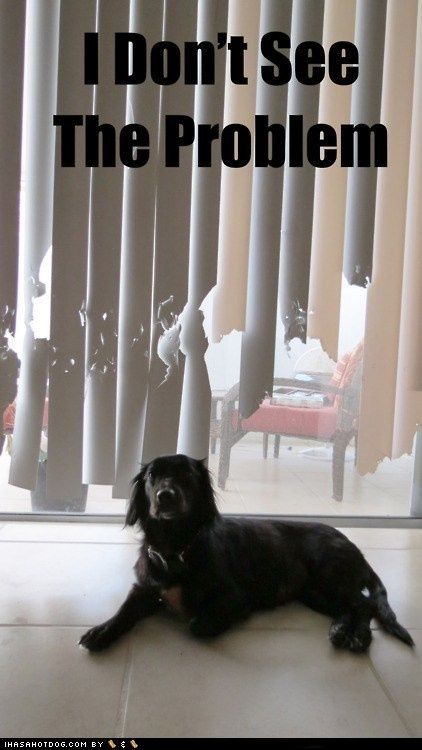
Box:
299;588;341;618
329;614;372;653
301;583;374;653
79;584;162;652
328;594;373;653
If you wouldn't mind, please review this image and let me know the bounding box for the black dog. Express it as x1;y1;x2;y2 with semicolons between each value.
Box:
80;454;413;654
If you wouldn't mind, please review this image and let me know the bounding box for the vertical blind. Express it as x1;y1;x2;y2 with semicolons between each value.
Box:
47;0;96;502
1;0;422;503
177;0;228;459
113;0;164;497
342;0;386;289
9;0;59;491
82;0;130;486
238;0;292;420
278;0;324;346
306;0;356;361
358;0;419;473
0;0;25;428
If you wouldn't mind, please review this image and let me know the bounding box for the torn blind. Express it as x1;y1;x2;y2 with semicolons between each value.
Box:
9;0;59;490
278;0;324;345
0;0;25;435
238;0;292;420
343;0;387;288
307;0;356;362
0;0;25;343
46;0;96;505
140;0;198;464
177;0;228;460
358;0;418;474
211;0;260;342
392;0;422;458
82;0;129;485
113;0;164;498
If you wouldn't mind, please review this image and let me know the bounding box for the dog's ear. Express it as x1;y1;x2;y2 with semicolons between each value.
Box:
125;465;148;526
193;456;211;478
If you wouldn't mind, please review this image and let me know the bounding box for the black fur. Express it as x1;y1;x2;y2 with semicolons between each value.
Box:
79;454;414;653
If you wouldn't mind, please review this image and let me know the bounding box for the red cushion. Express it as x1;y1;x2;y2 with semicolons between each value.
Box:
3;399;49;432
330;341;364;409
233;399;338;440
3;402;15;432
326;351;351;404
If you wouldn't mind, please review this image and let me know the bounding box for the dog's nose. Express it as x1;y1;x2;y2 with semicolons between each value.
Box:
156;487;176;510
157;487;175;499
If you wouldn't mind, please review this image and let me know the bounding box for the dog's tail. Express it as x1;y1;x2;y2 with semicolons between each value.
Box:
368;571;414;647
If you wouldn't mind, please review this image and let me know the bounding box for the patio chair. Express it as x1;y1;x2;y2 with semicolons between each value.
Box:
217;342;363;501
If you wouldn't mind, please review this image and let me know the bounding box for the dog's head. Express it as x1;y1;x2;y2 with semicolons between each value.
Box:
126;454;218;529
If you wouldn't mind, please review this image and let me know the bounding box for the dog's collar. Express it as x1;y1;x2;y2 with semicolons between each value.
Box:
147;546;184;572
147;527;204;572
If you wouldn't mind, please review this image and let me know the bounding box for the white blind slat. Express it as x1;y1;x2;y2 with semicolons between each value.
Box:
9;0;60;490
177;0;229;460
278;0;324;344
113;0;164;498
46;0;96;504
140;0;198;464
392;0;422;458
307;0;356;361
211;0;261;342
82;0;130;484
358;0;418;474
238;0;292;420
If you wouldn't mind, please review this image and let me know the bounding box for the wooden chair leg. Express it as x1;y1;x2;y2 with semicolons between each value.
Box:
274;434;281;458
332;430;353;501
218;405;235;490
218;436;231;490
210;397;218;455
263;433;269;459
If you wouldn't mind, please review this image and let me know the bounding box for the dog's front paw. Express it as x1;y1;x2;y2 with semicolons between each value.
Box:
79;623;115;652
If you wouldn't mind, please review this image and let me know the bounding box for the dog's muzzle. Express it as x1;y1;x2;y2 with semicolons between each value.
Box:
152;483;184;519
157;487;176;513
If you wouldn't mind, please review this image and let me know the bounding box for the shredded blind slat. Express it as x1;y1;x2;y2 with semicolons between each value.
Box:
392;0;422;457
140;0;198;464
46;0;96;504
177;0;228;461
82;0;130;485
358;0;418;474
113;0;164;498
238;0;292;420
343;0;387;288
0;0;26;344
9;0;60;490
306;0;356;361
211;0;260;342
278;0;324;345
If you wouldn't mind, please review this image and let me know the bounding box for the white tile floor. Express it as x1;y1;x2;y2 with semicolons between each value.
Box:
0;521;421;738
